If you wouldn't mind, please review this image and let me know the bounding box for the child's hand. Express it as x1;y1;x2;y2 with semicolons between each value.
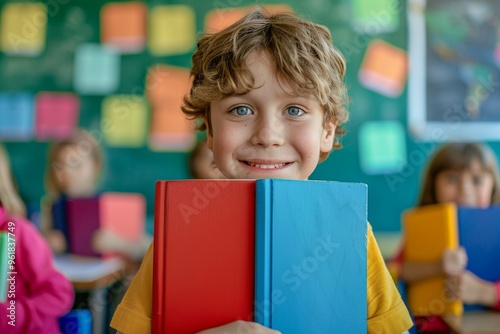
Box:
92;228;127;254
441;247;467;276
47;230;67;253
196;321;281;334
447;270;498;306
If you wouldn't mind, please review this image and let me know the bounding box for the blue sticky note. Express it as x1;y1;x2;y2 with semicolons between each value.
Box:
0;92;34;140
73;43;120;95
359;121;406;174
255;179;367;333
458;206;500;311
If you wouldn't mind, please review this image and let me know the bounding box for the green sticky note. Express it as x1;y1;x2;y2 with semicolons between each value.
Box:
148;5;196;56
74;44;120;95
351;0;399;34
102;95;148;147
359;121;406;174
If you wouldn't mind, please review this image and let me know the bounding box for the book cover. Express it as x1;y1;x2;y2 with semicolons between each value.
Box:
51;195;69;249
66;193;145;257
255;179;368;333
403;203;463;316
66;196;101;257
152;180;255;334
458;206;500;311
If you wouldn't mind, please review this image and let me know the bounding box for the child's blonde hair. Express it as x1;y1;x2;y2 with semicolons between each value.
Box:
45;129;103;197
418;143;500;206
182;8;348;162
0;144;26;217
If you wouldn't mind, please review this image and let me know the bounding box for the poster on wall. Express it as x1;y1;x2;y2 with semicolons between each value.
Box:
408;0;500;141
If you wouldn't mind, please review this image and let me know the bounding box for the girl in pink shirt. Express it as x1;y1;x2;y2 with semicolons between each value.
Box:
0;144;74;333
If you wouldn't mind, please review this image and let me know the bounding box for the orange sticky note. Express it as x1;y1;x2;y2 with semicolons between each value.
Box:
101;2;147;53
358;40;408;97
205;4;294;34
1;3;47;55
35;92;79;140
146;65;195;151
148;5;196;56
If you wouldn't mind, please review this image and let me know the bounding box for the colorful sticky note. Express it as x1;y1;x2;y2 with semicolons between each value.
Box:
205;5;293;34
1;3;47;55
148;5;195;56
358;121;406;174
0;92;34;140
351;0;399;33
35;92;79;140
101;95;148;147
146;65;195;151
101;2;147;53
358;40;407;97
73;43;121;95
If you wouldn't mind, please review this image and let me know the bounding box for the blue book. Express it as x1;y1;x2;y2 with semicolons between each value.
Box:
458;206;500;311
255;179;368;333
51;195;69;250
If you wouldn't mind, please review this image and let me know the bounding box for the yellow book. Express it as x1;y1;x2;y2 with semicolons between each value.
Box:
403;203;463;316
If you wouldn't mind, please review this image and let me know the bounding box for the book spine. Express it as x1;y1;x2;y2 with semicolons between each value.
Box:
255;179;272;326
152;181;167;333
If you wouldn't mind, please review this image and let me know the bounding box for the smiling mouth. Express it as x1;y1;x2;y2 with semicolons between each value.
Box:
242;161;292;169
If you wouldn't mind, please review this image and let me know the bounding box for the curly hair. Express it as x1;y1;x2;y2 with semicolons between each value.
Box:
182;8;348;161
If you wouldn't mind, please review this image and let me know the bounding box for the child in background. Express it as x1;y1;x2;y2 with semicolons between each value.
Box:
0;144;74;333
188;139;224;179
41;129;151;260
392;142;500;333
111;9;412;334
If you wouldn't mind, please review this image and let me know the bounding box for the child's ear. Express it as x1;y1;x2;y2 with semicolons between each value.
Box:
320;120;337;153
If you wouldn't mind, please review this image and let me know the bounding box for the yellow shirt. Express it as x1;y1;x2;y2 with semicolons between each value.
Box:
111;224;413;333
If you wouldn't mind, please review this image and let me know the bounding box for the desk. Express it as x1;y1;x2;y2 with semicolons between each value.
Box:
444;311;500;334
55;255;126;334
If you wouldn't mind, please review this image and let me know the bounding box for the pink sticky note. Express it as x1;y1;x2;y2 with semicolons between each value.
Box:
35;92;79;140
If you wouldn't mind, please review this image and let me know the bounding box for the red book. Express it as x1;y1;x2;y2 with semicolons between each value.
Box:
153;180;255;333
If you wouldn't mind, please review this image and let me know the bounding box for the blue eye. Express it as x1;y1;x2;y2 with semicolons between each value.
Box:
232;106;252;116
286;106;304;117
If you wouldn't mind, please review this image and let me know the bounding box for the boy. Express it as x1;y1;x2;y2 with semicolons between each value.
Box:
111;9;413;333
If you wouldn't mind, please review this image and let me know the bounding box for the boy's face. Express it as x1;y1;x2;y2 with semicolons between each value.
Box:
207;52;336;180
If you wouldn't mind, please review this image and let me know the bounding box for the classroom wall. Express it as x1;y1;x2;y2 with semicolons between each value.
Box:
2;0;500;232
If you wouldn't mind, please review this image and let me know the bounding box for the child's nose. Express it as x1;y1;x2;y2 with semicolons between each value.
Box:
457;180;475;206
251;114;285;147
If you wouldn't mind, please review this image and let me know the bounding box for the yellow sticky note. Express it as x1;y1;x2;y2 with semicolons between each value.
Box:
148;5;196;56
1;3;47;55
102;95;149;147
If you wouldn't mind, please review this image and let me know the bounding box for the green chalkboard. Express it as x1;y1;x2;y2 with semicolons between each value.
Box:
3;0;500;233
